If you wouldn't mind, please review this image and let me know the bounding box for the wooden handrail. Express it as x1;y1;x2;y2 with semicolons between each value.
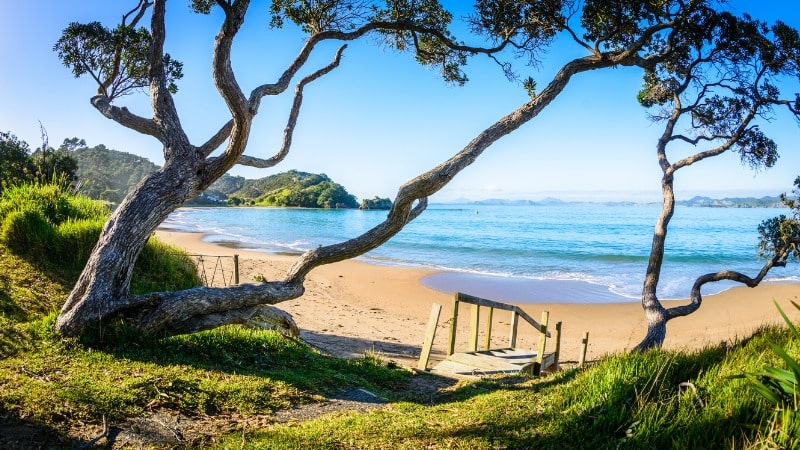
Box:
455;292;551;338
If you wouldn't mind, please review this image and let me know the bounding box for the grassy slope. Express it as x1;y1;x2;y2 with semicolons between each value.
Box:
0;241;410;449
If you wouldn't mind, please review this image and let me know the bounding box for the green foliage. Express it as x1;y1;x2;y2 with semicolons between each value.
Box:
741;301;800;448
360;196;392;210
229;170;358;208
0;131;34;190
758;177;800;261
131;239;201;294
0;183;199;289
54;20;183;99
30;147;78;184
68;139;160;204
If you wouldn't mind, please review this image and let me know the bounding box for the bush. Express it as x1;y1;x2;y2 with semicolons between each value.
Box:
1;209;56;258
131;239;202;294
0;183;201;293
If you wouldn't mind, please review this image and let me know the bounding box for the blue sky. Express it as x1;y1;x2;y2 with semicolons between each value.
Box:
1;1;798;202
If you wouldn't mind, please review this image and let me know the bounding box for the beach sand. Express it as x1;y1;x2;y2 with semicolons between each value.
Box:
155;230;800;369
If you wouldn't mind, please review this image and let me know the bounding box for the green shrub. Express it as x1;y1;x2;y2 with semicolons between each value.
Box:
1;209;56;256
131;238;202;294
56;218;104;271
0;183;200;294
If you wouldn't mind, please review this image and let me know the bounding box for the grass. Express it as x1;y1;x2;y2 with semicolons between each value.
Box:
220;333;794;449
0;183;797;448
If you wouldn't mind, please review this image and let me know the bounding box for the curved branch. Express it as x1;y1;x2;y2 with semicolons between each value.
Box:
91;95;164;142
234;45;347;169
250;21;511;101
284;53;625;283
129;281;304;334
150;0;188;148
198;119;234;157
665;246;793;320
212;0;250;122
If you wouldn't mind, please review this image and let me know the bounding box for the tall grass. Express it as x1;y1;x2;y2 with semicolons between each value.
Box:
741;301;800;448
0;182;199;290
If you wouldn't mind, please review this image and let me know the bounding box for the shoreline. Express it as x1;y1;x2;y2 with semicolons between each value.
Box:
154;228;800;369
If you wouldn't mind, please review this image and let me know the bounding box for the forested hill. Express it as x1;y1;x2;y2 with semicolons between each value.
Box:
204;170;359;208
70;141;160;204
62;140;363;209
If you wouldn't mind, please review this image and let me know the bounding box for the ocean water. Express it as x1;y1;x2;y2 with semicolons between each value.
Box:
161;204;799;303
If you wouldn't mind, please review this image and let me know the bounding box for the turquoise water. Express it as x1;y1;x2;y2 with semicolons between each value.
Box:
162;204;798;303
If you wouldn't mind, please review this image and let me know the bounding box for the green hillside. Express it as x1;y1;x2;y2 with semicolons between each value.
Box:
212;170;359;208
70;141;160;204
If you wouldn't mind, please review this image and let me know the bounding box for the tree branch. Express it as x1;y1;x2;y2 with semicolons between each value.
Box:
198;120;234;157
212;0;250;122
665;245;794;320
90;95;164;141
283;52;629;283
233;45;347;169
150;0;189;149
129;281;304;334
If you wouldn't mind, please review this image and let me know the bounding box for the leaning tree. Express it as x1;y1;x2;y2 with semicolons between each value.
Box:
633;12;800;349
53;0;725;338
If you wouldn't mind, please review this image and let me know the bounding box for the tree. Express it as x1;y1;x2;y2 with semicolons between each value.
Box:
53;0;724;338
634;13;800;349
0;132;34;190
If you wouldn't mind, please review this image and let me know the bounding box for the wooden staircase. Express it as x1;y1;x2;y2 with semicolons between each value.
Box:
417;292;561;378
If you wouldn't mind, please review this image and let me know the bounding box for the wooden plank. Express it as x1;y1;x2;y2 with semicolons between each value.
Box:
468;304;480;352
508;310;519;348
417;303;442;371
579;331;590;367
447;295;459;356
447;352;532;372
433;349;558;377
456;292;518;312
484;307;493;350
553;321;562;369
534;311;550;376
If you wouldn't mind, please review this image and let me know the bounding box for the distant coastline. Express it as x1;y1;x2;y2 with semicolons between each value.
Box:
436;195;789;208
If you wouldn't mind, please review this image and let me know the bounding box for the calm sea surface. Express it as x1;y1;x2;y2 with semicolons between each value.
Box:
162;204;799;303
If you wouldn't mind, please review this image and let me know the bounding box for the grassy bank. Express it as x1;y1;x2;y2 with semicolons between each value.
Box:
0;184;796;449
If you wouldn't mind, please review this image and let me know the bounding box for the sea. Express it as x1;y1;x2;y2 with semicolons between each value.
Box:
161;204;799;304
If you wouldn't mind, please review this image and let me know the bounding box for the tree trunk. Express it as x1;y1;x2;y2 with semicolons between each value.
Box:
55;159;200;336
636;160;676;350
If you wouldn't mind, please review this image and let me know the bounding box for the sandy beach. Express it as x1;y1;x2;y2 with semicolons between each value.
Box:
155;229;800;369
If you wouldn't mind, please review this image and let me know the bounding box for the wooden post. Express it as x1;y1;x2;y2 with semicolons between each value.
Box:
417;303;442;371
447;293;460;356
469;304;480;352
509;310;519;348
553;321;562;371
534;310;550;376
484;307;494;350
233;254;239;285
579;331;590;367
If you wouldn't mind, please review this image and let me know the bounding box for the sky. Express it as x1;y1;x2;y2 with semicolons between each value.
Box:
1;1;799;203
